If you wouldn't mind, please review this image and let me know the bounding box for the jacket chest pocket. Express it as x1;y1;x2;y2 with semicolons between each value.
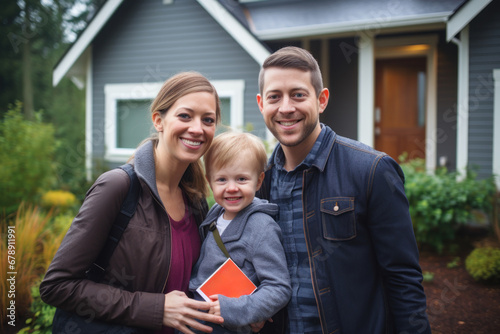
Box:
320;197;356;241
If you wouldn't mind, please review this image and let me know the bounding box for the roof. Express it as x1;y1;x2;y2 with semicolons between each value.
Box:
237;0;468;39
54;0;491;86
53;0;269;86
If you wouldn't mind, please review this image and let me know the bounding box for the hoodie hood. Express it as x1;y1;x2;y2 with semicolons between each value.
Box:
200;198;278;243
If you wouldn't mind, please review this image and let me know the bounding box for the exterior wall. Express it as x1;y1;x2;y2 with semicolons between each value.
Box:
468;0;500;179
436;36;458;171
262;38;359;139
325;37;358;139
91;0;264;165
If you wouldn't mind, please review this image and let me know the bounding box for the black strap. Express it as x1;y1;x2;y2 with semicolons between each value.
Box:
86;164;141;282
209;221;231;259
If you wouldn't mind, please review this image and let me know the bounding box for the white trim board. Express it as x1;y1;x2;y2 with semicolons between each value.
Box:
53;0;269;87
452;27;470;179
493;69;500;189
447;0;491;41
85;47;93;181
53;0;124;86
211;80;245;131
196;0;270;65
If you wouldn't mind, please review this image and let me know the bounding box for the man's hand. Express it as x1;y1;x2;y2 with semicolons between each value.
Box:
208;295;221;316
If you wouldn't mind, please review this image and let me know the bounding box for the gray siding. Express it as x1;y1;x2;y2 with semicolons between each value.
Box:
91;0;264;164
325;37;358;139
261;38;359;139
436;36;458;171
468;0;500;179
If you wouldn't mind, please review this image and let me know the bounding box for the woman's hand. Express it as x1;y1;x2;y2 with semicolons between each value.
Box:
163;290;224;334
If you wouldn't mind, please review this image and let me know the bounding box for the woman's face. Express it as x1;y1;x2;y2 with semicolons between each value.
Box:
153;91;217;164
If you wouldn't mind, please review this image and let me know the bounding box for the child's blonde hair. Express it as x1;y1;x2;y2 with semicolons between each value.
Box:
204;131;267;179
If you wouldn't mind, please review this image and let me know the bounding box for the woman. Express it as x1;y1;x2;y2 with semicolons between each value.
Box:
40;72;224;334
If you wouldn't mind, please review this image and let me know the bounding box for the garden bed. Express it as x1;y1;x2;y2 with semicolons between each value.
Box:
420;235;500;333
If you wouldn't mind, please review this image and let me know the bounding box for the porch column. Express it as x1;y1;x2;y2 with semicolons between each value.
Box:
493;69;500;189
453;26;470;179
357;34;375;147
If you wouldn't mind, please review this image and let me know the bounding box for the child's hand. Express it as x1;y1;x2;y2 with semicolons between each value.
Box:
208;295;221;316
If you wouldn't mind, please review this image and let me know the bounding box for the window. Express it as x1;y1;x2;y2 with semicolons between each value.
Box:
104;80;245;162
212;80;245;133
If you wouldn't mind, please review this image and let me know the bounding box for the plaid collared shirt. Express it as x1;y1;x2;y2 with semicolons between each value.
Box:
269;126;327;334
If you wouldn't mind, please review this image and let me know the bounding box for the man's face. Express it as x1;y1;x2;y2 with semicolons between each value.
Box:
257;67;328;149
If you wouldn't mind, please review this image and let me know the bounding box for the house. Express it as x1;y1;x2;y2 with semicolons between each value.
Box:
54;0;500;187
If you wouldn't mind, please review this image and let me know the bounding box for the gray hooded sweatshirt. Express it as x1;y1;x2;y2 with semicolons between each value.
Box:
189;198;291;333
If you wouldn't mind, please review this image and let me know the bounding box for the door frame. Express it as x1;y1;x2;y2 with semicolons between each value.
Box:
372;35;438;171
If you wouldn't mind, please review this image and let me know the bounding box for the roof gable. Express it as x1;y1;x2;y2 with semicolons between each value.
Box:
53;0;269;86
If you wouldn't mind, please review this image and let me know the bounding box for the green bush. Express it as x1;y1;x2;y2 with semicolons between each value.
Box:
401;158;496;253
0;102;57;215
465;247;500;282
19;280;55;334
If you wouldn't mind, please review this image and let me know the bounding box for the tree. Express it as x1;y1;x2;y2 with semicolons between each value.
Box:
1;0;104;196
1;0;104;118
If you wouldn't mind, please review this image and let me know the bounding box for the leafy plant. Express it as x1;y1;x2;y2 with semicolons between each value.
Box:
0;205;71;329
447;257;461;269
422;271;435;282
0;103;57;216
18;280;56;334
401;158;496;253
0;204;53;325
41;190;77;213
465;247;500;282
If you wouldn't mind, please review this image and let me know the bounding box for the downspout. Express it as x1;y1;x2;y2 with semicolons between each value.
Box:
451;26;469;180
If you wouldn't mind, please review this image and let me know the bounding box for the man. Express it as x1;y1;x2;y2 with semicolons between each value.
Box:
256;46;431;333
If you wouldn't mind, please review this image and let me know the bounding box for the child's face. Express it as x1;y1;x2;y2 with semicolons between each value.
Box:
208;158;265;220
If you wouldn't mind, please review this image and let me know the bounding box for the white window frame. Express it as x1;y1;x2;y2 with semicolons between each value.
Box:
104;80;245;162
104;82;162;162
212;80;245;131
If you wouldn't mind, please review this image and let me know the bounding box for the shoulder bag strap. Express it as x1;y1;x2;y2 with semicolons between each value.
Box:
209;221;231;259
86;163;141;282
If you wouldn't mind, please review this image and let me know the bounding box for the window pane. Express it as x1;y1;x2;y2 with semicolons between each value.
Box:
217;97;231;134
117;99;151;149
417;71;426;127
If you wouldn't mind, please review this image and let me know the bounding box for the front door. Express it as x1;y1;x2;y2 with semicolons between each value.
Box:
375;57;426;161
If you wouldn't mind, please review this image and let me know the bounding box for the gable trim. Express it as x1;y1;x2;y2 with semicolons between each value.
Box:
196;0;270;65
446;0;492;41
53;0;124;86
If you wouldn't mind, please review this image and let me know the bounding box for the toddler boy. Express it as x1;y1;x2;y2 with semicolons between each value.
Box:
189;131;291;333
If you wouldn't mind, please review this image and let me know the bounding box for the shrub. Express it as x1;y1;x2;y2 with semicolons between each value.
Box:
0;205;71;328
0;102;57;216
18;280;56;334
41;190;77;212
0;204;53;324
465;247;500;282
401;158;496;253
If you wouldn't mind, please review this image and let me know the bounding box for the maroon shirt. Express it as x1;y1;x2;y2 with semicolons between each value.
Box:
157;203;201;334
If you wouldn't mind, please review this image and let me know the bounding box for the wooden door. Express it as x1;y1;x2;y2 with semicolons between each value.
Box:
375;58;426;161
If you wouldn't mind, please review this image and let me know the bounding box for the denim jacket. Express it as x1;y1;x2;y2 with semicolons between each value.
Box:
258;125;431;334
